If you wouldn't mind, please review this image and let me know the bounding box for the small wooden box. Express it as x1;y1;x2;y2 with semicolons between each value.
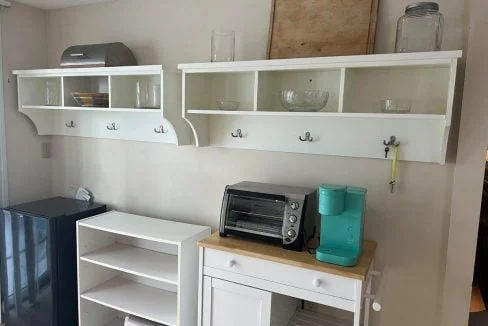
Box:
268;0;379;59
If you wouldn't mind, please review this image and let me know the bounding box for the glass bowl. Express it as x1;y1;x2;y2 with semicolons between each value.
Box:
217;100;240;111
280;90;329;112
381;99;412;113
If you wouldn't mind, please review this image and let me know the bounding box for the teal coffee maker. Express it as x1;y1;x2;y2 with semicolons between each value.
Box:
316;184;367;267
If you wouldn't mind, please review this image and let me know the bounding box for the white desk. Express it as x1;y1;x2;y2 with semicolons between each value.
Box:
198;233;377;326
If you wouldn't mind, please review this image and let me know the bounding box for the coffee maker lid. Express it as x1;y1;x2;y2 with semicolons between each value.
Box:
319;184;346;197
347;186;368;195
319;184;367;196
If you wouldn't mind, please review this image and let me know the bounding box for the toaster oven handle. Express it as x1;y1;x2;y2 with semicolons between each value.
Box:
70;53;87;58
227;189;286;203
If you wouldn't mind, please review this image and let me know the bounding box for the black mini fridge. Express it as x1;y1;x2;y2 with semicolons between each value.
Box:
0;197;107;326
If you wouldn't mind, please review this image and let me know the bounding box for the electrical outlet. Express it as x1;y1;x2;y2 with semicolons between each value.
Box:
41;142;52;159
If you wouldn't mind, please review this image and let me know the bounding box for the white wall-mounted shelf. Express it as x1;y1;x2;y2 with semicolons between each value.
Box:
13;65;190;145
178;51;462;164
77;211;211;326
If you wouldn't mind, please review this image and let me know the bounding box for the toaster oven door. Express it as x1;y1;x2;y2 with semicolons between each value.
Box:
223;190;286;238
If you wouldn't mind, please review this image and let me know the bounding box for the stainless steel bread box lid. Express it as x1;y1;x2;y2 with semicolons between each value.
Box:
60;42;137;68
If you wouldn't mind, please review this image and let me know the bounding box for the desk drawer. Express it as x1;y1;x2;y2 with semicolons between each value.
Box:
204;249;356;300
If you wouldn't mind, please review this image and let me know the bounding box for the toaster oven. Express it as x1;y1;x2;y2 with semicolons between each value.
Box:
219;181;317;251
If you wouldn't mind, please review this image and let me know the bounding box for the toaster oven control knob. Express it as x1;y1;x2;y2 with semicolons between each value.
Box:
290;202;299;210
289;215;298;223
286;229;296;238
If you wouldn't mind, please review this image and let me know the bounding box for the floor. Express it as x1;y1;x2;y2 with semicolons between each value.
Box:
470;285;486;313
469;285;488;326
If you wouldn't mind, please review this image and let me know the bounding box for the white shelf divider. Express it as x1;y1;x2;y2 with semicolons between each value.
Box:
77;210;211;326
108;75;113;109
80;243;179;284
81;277;178;326
253;71;259;111
338;67;346;113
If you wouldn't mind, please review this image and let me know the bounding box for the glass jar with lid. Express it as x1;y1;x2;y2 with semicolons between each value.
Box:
395;2;443;53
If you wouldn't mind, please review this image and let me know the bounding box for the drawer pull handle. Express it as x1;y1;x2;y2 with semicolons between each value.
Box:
312;279;322;288
226;260;236;268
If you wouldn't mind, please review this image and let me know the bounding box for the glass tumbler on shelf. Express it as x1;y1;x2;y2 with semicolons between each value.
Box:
45;81;60;106
395;2;444;53
211;29;235;62
151;84;161;109
136;81;149;108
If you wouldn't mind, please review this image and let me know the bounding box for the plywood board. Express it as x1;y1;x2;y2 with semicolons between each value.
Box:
268;0;379;59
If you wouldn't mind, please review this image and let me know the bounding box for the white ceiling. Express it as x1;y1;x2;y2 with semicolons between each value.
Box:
15;0;114;10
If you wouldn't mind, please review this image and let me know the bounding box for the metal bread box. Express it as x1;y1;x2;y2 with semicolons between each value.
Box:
60;42;137;68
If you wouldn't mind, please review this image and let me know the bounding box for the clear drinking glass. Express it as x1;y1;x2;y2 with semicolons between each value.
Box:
211;29;235;62
151;84;161;108
395;2;444;53
136;81;160;108
136;81;149;108
45;80;60;106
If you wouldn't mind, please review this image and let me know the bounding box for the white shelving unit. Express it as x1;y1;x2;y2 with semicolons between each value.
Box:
77;211;211;326
178;51;462;164
13;65;190;145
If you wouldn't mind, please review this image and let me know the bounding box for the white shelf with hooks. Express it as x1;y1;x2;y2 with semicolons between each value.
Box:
13;65;190;145
178;51;462;164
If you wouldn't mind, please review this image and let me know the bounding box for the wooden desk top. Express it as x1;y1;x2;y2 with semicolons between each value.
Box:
198;232;377;281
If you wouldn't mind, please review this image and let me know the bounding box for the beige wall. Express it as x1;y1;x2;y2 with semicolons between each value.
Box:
1;3;52;204
441;0;488;324
32;0;467;325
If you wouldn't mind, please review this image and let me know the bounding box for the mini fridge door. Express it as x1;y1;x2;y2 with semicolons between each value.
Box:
0;210;55;325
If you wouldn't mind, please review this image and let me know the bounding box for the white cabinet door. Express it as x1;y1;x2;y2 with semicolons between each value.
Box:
202;276;272;326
